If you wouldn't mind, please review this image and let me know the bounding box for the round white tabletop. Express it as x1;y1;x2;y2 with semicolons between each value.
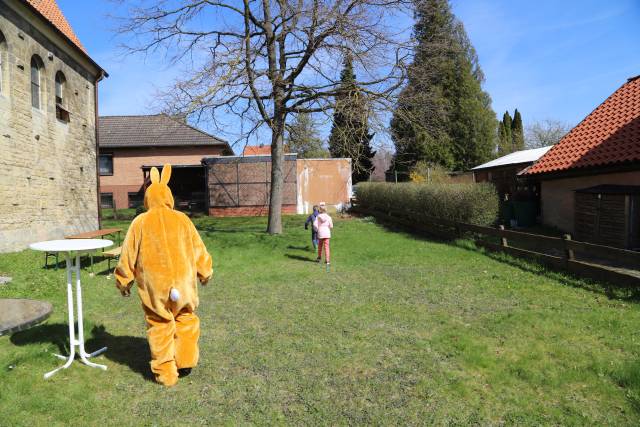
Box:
29;239;113;253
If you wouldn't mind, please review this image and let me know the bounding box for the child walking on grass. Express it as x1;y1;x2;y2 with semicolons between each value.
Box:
313;202;333;269
304;205;319;250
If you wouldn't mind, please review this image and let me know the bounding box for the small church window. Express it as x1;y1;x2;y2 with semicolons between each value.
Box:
55;71;69;122
30;55;44;109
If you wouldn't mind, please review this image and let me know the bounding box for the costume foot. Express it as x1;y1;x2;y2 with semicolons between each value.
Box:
155;373;178;387
178;368;192;378
316;257;321;263
326;262;330;272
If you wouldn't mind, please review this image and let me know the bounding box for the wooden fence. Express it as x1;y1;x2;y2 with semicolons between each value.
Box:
351;206;640;287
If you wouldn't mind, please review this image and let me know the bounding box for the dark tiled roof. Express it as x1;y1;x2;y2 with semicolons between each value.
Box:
99;115;230;149
525;76;640;175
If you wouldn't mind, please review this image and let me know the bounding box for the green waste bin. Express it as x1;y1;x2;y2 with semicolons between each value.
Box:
500;200;514;225
513;200;537;227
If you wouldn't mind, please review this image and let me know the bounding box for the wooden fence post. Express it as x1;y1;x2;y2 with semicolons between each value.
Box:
499;225;508;247
563;234;575;261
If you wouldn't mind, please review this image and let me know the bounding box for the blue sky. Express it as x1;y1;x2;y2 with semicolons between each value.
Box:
59;0;640;151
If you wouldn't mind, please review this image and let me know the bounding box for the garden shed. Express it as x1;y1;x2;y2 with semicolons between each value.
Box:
574;185;640;250
202;155;353;216
522;75;640;241
203;155;299;216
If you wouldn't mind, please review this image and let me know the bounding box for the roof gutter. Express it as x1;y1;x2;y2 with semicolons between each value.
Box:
472;160;534;172
94;70;107;228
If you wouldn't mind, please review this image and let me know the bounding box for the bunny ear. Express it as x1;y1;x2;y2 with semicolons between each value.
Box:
161;164;172;185
150;167;160;184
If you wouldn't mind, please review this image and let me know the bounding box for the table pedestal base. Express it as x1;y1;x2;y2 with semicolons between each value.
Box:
44;255;108;379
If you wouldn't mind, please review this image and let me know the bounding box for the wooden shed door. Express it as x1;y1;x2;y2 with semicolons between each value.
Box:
575;192;629;248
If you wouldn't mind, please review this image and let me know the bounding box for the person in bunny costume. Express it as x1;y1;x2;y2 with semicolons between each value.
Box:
115;164;212;386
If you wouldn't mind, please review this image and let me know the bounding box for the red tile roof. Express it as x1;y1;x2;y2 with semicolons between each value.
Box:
243;145;273;156
25;0;86;54
525;76;640;175
242;145;291;156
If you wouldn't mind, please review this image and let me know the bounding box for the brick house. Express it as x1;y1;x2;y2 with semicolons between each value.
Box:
0;0;107;252
522;75;640;249
98;114;232;210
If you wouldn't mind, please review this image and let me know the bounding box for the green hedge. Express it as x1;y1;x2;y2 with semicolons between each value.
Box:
355;182;499;226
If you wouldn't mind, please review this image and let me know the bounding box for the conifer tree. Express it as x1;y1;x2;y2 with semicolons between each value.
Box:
511;109;525;151
390;0;496;174
498;111;513;156
328;54;376;182
286;113;328;159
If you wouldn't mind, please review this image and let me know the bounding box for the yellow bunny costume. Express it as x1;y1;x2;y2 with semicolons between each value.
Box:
115;164;212;386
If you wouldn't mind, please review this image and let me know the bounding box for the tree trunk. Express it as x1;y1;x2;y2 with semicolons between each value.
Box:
267;114;286;234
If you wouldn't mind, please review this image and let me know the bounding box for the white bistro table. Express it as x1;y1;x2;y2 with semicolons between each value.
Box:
29;239;113;379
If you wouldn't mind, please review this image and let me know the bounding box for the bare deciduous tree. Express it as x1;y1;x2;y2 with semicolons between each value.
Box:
114;0;412;233
525;119;572;149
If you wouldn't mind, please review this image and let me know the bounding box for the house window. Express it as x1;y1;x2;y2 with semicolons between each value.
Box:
0;32;6;95
55;71;70;122
128;192;144;208
100;193;114;209
30;55;44;109
99;154;113;175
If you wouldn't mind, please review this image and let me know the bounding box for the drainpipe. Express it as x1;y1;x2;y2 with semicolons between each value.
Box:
94;70;106;228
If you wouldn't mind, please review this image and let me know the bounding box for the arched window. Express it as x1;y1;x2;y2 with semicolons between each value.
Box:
0;31;7;95
30;55;44;109
55;71;69;122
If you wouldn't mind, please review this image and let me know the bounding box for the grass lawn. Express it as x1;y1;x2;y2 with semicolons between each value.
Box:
1;215;639;425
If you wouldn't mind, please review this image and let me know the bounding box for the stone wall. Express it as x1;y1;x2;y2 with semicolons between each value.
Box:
0;2;100;252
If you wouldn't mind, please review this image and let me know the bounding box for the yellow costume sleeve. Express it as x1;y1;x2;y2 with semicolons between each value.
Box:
191;221;212;284
115;216;142;291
